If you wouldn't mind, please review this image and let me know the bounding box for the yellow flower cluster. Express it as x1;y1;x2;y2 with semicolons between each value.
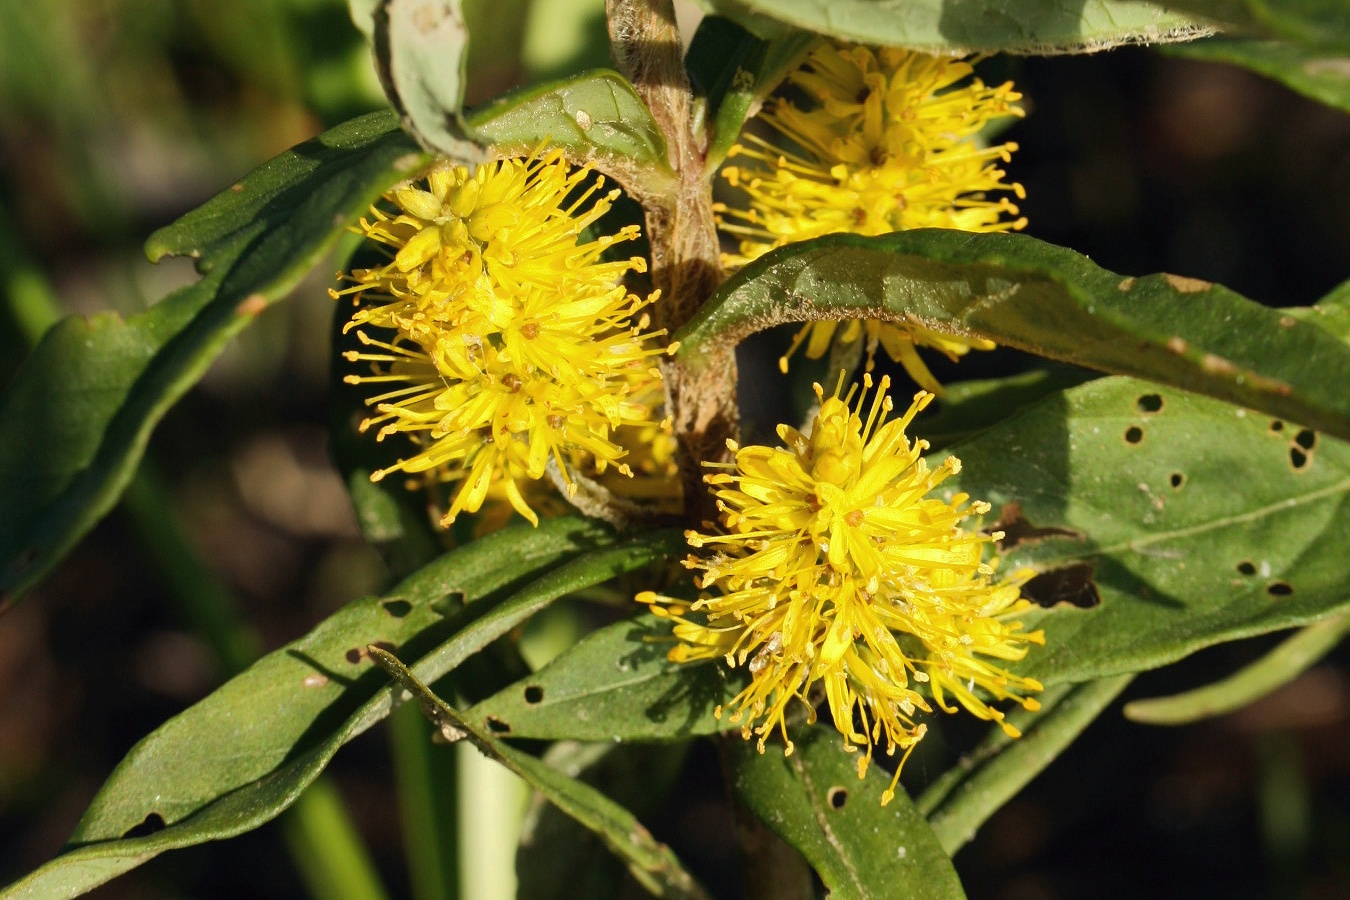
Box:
640;375;1043;804
334;150;669;526
716;44;1026;392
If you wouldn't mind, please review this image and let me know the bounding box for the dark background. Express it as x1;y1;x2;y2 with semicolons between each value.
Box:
1;1;1348;897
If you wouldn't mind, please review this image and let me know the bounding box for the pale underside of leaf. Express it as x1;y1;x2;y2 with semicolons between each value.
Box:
704;0;1212;54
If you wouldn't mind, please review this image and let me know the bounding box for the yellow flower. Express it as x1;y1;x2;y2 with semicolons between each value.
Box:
334;150;669;526
591;405;683;507
639;374;1043;804
716;43;1026;392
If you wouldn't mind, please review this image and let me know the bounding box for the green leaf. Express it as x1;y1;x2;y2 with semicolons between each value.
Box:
1290;277;1350;344
0;112;427;604
517;742;689;900
937;376;1350;685
73;518;607;839
374;0;486;161
1123;611;1350;724
350;0;378;39
684;16;816;170
730;729;965;900
145;110;421;267
0;519;653;900
919;675;1134;853
1160;0;1350;51
466;69;673;192
677;230;1350;443
1167;38;1350;113
368;647;712;900
372;0;670;181
917;366;1100;448
463;612;742;741
699;0;1208;55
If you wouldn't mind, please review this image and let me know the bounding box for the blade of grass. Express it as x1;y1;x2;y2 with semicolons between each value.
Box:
390;703;460;900
282;778;391;900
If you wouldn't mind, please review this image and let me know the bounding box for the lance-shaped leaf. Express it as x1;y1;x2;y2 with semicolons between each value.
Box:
935;375;1350;686
1123;611;1350;724
0;521;683;900
516;742;690;900
1161;0;1350;51
730;729;964;900
684;16;817;170
677;230;1350;442
373;0;485;161
466;70;670;177
369;648;711;900
919;675;1134;853
1167;38;1350;115
0;111;426;604
1289;277;1350;343
700;0;1209;55
144;109;421;268
464;613;743;741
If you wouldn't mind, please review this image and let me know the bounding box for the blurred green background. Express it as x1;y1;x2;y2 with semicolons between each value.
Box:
1;1;1349;898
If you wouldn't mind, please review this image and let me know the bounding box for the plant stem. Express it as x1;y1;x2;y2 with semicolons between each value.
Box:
457;741;528;899
606;0;739;522
605;0;722;332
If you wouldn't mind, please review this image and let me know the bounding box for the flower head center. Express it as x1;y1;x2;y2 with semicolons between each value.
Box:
468;201;521;244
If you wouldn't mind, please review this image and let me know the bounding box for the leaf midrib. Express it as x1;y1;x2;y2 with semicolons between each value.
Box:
1026;475;1350;566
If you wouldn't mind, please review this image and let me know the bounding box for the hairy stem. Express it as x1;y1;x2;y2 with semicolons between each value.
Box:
606;0;737;522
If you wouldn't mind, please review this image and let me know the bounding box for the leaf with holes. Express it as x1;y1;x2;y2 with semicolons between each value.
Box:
933;375;1350;685
677;230;1350;442
0;112;427;605
1;520;682;900
463;613;743;741
731;728;964;900
701;0;1208;54
370;648;711;900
